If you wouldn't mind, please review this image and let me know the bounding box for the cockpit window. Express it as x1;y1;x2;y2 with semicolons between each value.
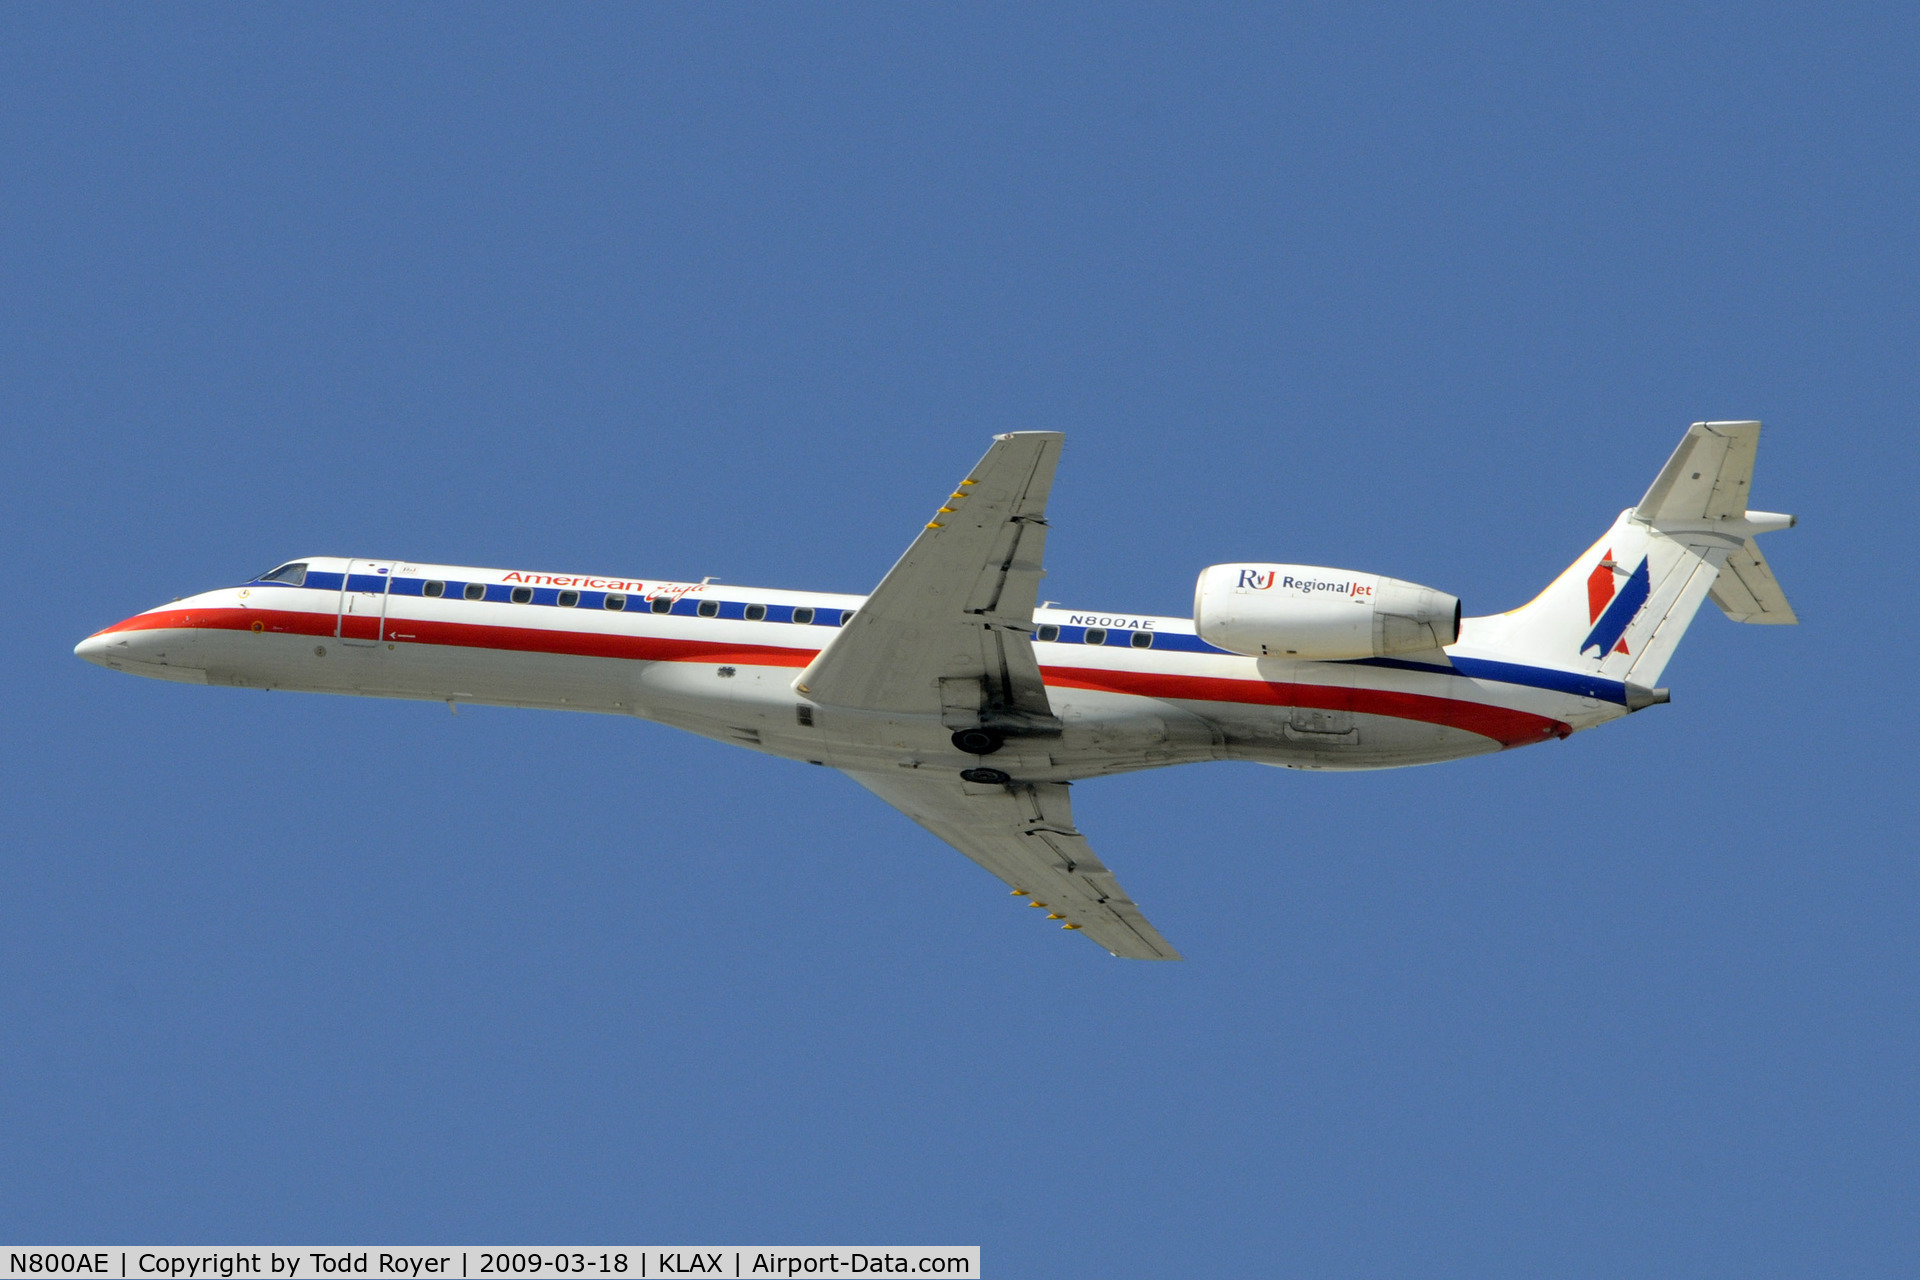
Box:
259;562;308;586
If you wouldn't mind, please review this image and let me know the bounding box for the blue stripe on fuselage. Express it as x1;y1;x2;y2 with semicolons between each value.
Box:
247;570;1628;704
1340;656;1628;705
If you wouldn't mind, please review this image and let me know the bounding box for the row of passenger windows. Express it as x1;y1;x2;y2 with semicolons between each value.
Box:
1035;623;1154;648
416;578;854;625
416;582;1149;644
255;564;1155;646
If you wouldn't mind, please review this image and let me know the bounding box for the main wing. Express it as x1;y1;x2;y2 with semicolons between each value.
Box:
844;768;1182;960
795;432;1060;723
812;433;1177;958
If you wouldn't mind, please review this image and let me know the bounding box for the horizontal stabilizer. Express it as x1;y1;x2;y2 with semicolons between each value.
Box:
1636;421;1761;524
1709;540;1798;624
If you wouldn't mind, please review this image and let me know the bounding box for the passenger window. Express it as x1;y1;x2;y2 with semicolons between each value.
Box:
651;596;674;614
697;600;719;618
1130;631;1154;648
605;594;627;611
744;603;767;621
510;586;533;604
558;590;579;608
1084;627;1107;646
259;562;308;586
464;583;486;601
423;581;445;598
793;606;815;625
840;610;857;625
1036;624;1059;642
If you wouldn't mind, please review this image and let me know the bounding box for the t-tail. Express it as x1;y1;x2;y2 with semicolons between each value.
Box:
1463;421;1797;707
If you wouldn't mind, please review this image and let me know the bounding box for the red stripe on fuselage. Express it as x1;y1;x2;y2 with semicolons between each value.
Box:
102;607;819;668
101;608;337;640
104;608;1570;747
1040;665;1570;748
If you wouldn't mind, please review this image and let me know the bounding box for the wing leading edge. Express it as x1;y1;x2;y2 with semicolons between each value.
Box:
795;432;1060;723
845;769;1182;961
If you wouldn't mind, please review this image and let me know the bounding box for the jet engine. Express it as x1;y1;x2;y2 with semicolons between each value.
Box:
1193;564;1460;660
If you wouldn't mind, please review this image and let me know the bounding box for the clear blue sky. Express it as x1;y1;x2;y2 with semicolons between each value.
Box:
4;5;1915;1275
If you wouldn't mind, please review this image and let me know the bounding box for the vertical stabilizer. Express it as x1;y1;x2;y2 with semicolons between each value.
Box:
1460;422;1796;695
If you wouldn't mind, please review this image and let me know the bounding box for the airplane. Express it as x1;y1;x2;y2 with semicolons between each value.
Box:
75;422;1796;960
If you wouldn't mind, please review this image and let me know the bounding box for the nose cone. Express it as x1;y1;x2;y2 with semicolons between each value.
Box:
74;616;209;684
74;632;114;666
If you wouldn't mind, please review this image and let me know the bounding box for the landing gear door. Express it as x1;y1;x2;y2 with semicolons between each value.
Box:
338;559;394;646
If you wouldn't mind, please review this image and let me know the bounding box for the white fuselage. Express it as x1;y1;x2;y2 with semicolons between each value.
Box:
75;556;1631;780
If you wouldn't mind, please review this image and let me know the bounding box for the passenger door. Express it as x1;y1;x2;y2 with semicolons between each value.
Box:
337;559;394;646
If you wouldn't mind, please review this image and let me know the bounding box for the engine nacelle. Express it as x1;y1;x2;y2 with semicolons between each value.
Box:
1193;564;1460;660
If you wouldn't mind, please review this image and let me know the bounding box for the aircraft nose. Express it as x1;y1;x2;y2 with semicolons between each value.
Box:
74;632;114;666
